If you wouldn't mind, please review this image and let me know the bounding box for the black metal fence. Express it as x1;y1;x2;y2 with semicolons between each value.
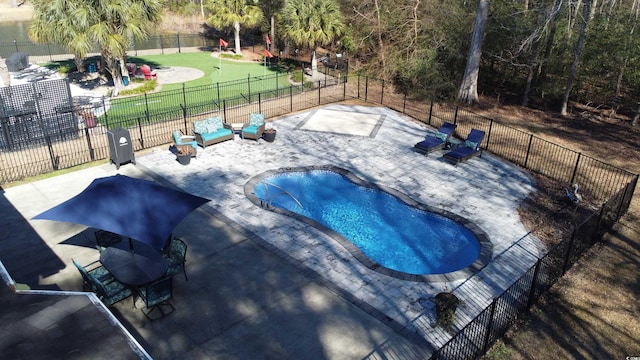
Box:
1;70;637;359
343;75;638;359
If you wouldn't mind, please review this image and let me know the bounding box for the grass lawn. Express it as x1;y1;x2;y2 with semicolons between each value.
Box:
124;52;287;90
102;52;294;125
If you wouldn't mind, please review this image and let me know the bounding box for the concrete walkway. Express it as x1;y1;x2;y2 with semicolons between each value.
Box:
0;104;543;359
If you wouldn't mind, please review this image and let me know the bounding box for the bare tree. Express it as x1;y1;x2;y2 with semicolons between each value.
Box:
560;0;591;115
458;0;489;105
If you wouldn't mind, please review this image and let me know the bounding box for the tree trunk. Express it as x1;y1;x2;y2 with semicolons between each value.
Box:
234;21;242;55
458;0;489;105
311;49;317;79
270;15;276;51
538;0;562;82
560;0;591;116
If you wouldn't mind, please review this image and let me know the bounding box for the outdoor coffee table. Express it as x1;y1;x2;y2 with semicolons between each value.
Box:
100;240;168;287
231;123;244;139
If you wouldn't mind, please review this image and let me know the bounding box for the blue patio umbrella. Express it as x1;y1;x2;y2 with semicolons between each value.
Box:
33;174;209;251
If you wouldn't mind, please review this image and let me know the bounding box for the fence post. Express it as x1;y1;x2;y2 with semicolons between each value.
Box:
160;35;164;55
47;44;53;62
524;134;534;168
182;83;187;123
526;260;542;308
102;97;110;128
453;106;459;124
258;93;262;113
247;74;251;103
317;81;321;105
84;127;95;161
136;117;145;149
365;76;369;101
14;40;18;53
562;228;578;274
144;93;151;124
289;86;293;112
482;299;498;353
570;153;581;184
177;33;181;53
216;82;221;108
402;93;407;113
179;103;188;132
343;75;347;100
223;99;227;120
486;119;494;151
428;101;433;125
381;79;384;104
357;74;361;98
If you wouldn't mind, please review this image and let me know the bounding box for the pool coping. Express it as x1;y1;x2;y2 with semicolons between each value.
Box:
244;165;493;283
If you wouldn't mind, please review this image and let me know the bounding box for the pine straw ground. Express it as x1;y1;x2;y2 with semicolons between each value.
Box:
472;98;640;359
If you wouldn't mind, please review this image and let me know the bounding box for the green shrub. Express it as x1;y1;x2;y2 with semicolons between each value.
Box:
220;53;243;60
119;79;158;96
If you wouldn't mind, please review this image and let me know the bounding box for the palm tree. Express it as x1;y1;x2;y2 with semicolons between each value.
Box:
29;0;93;73
29;0;162;89
281;0;345;79
85;0;162;89
206;0;264;55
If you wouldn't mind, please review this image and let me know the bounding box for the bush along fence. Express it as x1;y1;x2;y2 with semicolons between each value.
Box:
0;71;637;358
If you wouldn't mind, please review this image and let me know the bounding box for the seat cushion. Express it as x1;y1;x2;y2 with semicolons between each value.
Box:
201;128;232;141
415;137;443;151
243;125;260;135
446;146;477;159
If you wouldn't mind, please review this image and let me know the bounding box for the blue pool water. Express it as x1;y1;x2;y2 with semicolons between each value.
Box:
253;169;481;275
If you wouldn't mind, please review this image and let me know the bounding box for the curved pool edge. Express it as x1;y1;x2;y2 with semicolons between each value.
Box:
244;165;493;283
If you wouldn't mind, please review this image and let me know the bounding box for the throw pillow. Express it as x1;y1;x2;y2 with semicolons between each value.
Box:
211;116;224;130
434;131;448;141
249;113;265;126
194;121;207;134
465;140;478;150
206;124;218;133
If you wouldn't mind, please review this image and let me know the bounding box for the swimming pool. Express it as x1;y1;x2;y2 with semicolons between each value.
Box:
245;166;492;282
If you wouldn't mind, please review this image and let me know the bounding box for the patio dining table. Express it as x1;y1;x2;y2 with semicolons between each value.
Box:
100;241;168;287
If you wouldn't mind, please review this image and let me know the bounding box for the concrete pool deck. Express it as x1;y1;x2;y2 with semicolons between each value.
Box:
1;104;544;358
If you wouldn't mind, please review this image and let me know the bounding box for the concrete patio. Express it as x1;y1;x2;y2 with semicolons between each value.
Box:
0;104;544;359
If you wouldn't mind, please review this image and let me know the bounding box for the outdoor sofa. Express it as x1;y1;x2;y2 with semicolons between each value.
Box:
193;116;233;147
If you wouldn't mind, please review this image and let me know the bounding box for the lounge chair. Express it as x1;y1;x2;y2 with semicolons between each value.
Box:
414;122;457;154
443;128;485;164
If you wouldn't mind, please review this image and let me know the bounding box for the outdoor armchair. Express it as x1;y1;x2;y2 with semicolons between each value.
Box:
173;130;198;154
242;113;265;140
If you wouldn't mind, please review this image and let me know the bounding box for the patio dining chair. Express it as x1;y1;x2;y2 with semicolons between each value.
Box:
73;259;132;306
137;275;175;320
163;237;188;281
72;259;114;291
90;273;133;307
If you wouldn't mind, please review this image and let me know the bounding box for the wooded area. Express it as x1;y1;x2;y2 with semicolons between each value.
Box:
26;0;640;121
